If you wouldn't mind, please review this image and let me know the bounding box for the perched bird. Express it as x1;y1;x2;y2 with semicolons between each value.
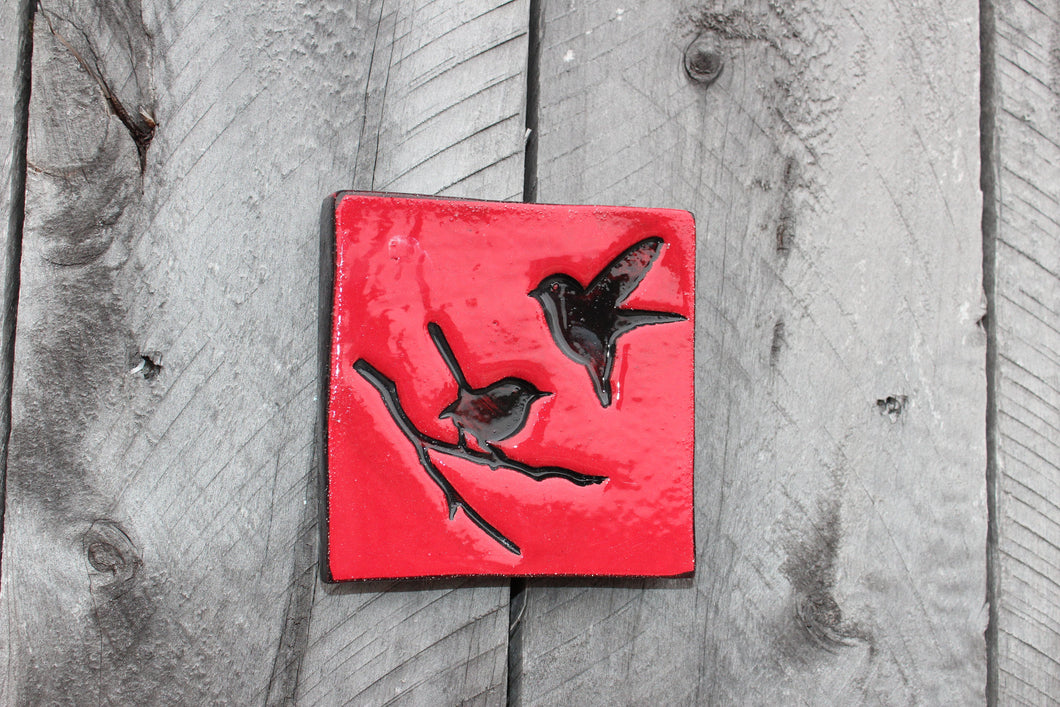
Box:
529;236;685;407
428;322;550;452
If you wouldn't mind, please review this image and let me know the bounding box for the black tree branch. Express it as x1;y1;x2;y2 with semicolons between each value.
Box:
353;360;520;554
352;359;607;554
353;360;607;486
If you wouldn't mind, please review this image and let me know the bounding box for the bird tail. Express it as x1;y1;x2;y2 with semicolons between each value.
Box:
589;350;615;408
612;309;686;340
428;322;469;390
592;375;613;407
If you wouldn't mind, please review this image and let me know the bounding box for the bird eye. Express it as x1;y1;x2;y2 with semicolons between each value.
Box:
550;283;559;292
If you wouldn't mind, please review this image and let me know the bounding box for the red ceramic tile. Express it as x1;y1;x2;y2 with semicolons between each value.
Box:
321;192;695;580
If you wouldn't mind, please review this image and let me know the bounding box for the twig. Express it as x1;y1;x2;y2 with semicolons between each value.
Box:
353;360;607;486
352;359;607;555
354;360;520;554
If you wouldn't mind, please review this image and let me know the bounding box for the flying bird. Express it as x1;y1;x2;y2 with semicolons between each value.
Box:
428;322;550;452
529;236;685;407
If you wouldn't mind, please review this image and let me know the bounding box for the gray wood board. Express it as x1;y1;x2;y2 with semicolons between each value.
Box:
0;0;32;524
0;0;525;703
514;1;987;703
992;0;1060;702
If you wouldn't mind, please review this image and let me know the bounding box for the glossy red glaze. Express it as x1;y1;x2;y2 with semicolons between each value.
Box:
326;193;695;579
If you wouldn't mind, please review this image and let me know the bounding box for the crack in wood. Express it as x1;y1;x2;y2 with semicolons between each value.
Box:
39;3;156;175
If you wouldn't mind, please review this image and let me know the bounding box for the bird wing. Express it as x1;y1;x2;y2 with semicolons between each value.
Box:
586;237;665;306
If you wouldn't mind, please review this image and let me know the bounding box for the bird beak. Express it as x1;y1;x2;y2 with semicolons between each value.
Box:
536;391;552;399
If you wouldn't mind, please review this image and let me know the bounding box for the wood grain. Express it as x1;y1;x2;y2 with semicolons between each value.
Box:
992;0;1060;702
514;1;986;703
0;0;524;702
0;0;33;548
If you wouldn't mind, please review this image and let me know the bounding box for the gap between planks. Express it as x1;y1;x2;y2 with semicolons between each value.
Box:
507;0;541;703
980;0;1000;704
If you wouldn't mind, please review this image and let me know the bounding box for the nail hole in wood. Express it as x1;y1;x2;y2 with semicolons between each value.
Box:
684;36;724;86
131;353;162;380
876;394;908;422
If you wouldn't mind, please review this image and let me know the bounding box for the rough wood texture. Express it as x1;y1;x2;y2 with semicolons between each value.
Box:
0;0;30;247
0;0;524;703
992;0;1060;702
515;1;986;703
0;0;33;530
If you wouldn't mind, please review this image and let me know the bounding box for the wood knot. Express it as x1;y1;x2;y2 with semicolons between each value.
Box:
684;35;724;86
83;519;141;584
83;519;153;657
794;591;858;651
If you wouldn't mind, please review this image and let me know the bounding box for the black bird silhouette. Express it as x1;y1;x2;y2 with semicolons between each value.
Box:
428;322;550;452
529;236;685;407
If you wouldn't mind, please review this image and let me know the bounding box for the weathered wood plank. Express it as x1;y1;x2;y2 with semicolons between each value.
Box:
0;0;31;247
991;0;1060;702
296;2;528;703
515;1;986;703
0;0;523;702
0;0;33;541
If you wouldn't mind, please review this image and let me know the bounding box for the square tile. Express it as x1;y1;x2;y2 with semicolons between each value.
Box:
322;192;695;580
